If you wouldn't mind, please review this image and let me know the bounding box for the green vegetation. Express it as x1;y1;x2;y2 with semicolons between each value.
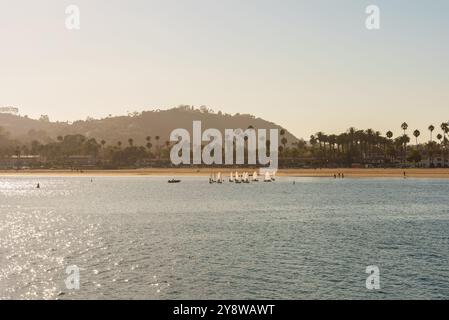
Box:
1;110;448;169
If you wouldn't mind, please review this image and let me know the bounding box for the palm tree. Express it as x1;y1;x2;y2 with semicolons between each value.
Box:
413;130;420;145
384;131;393;162
309;135;317;145
401;122;408;135
316;132;324;152
281;137;288;154
441;122;449;134
163;141;171;159
155;136;161;159
348;127;356;151
441;123;449;145
401;123;409;165
100;140;106;160
426;140;438;168
128;138;134;147
279;129;287;156
428;125;435;142
365;129;374;159
441;123;449;167
117;141;122;149
145;136;153;158
436;133;443;166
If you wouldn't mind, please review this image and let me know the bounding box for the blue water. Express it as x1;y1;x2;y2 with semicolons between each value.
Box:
1;176;449;299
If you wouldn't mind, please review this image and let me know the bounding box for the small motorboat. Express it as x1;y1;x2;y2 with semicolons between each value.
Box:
168;179;181;184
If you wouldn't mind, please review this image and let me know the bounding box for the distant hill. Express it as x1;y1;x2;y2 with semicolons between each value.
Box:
0;106;298;146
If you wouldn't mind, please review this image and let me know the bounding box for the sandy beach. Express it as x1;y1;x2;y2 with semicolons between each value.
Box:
1;168;449;178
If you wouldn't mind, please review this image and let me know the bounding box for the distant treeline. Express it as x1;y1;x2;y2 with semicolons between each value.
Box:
1;122;449;168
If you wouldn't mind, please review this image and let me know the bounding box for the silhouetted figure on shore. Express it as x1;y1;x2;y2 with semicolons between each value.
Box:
36;183;40;189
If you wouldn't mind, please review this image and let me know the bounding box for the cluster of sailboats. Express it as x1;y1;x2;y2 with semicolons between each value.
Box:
209;171;276;184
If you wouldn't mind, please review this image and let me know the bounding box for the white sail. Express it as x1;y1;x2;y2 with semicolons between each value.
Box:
264;172;271;182
252;171;258;181
217;172;222;181
229;172;234;182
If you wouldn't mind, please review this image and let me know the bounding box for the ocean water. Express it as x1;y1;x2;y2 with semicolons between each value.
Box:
1;176;449;300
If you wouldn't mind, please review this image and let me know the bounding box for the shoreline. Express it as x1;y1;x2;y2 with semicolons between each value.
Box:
1;168;449;178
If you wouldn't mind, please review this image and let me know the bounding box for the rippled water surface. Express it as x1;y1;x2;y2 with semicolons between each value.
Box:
1;176;449;299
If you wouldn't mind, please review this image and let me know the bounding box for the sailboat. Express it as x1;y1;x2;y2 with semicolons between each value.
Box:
209;173;216;184
241;172;247;183
229;172;234;182
271;171;276;181
252;171;259;182
235;172;242;184
264;172;272;182
217;172;223;184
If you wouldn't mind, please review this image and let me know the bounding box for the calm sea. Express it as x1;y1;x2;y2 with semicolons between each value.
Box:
1;176;449;300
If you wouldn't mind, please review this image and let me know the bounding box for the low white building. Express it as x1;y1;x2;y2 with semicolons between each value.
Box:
420;155;449;168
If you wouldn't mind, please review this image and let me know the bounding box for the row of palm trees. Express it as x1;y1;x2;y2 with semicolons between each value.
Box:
308;122;449;166
3;121;449;168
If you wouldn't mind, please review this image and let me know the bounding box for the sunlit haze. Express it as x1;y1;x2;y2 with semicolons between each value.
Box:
1;0;448;139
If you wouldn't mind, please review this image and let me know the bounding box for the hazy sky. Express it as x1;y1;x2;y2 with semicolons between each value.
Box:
1;0;448;139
